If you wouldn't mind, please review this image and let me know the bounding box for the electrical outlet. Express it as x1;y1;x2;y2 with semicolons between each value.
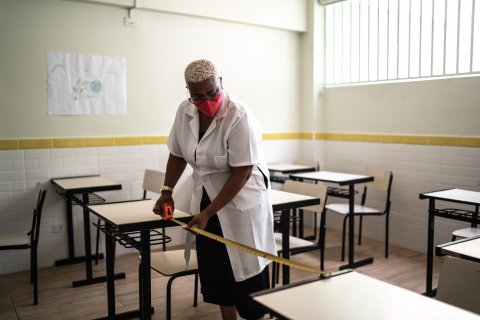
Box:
52;223;64;233
124;17;138;28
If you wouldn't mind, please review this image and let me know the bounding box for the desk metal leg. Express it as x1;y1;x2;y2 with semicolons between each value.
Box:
425;198;436;297
281;209;290;285
140;229;152;320
348;184;354;265
106;225;116;318
84;193;93;280
96;228;151;320
320;209;326;272
298;209;304;239
339;184;374;270
72;193;125;287
55;195;104;266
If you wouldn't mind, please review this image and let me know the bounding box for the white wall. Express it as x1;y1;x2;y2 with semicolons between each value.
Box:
0;0;304;138
322;76;480;136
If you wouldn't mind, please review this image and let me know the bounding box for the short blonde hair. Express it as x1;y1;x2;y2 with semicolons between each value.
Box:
184;59;219;83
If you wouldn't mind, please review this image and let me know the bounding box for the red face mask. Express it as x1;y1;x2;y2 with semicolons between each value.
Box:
193;90;224;118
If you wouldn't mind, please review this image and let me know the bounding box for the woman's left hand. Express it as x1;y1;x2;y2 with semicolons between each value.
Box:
185;211;211;231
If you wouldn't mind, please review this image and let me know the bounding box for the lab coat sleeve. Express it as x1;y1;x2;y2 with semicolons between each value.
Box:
227;112;262;167
167;106;184;158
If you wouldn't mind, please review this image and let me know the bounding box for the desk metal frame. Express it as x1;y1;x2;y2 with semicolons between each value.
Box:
51;175;124;287
89;200;192;320
270;190;320;285
419;188;480;297
290;171;374;270
267;165;319;240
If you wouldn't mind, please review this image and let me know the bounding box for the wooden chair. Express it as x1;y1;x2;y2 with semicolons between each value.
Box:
325;167;393;260
271;180;328;288
0;183;47;305
141;250;199;320
436;256;480;315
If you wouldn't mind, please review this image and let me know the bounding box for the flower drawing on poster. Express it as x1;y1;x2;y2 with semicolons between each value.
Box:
47;52;127;115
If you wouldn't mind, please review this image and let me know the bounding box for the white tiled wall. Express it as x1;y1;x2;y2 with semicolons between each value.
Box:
0;140;479;274
315;140;480;255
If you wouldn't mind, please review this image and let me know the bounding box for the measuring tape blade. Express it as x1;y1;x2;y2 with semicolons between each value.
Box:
170;218;330;276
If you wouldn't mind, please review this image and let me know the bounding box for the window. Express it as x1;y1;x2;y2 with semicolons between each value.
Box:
325;0;480;85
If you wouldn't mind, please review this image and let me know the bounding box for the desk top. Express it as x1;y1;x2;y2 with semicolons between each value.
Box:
252;271;480;320
420;188;480;205
51;176;122;194
269;189;320;211
88;199;190;233
438;236;480;261
290;171;373;186
268;164;316;174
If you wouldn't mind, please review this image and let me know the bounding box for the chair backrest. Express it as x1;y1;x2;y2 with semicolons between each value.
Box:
364;167;392;192
142;169;165;199
436;256;480;315
361;167;393;212
283;180;328;214
31;183;47;249
293;159;320;171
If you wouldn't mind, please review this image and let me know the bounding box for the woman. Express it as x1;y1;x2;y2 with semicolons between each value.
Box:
153;59;276;320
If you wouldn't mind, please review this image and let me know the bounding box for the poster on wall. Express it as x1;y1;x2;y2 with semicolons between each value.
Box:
47;52;127;115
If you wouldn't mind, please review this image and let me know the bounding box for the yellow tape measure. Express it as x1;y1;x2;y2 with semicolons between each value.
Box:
170;218;330;276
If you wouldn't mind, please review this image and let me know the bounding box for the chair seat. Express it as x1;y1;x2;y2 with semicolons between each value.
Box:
150;250;198;276
452;227;480;239
0;231;29;247
274;232;314;250
325;203;380;215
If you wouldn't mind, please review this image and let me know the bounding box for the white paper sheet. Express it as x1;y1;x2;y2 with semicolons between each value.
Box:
47;52;127;115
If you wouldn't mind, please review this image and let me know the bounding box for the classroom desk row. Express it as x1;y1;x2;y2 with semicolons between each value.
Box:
51;175;320;319
50;172;480;319
88;191;319;319
271;163;480;297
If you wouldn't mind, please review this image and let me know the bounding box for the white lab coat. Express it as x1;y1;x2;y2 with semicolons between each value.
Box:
167;92;277;282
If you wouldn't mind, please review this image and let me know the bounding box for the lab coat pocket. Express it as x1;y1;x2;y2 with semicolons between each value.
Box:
213;154;229;169
232;175;264;211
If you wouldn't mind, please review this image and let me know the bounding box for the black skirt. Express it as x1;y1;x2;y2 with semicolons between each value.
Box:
196;188;269;319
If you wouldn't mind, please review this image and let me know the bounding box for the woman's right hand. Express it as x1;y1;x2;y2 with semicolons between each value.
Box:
153;192;174;218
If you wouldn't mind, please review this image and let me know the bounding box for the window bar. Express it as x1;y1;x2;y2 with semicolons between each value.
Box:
456;0;461;74
359;0;361;81
469;0;475;72
367;0;371;81
332;5;335;84
341;3;344;83
443;0;448;75
419;0;423;77
430;0;435;76
377;0;380;80
350;0;353;82
408;0;412;77
386;0;390;78
397;0;400;79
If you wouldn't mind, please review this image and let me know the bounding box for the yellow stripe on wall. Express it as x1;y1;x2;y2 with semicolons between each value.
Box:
0;140;19;150
54;138;86;148
19;139;53;149
0;133;479;150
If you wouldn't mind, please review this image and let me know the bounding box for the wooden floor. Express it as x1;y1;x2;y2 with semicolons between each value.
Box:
0;228;444;320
